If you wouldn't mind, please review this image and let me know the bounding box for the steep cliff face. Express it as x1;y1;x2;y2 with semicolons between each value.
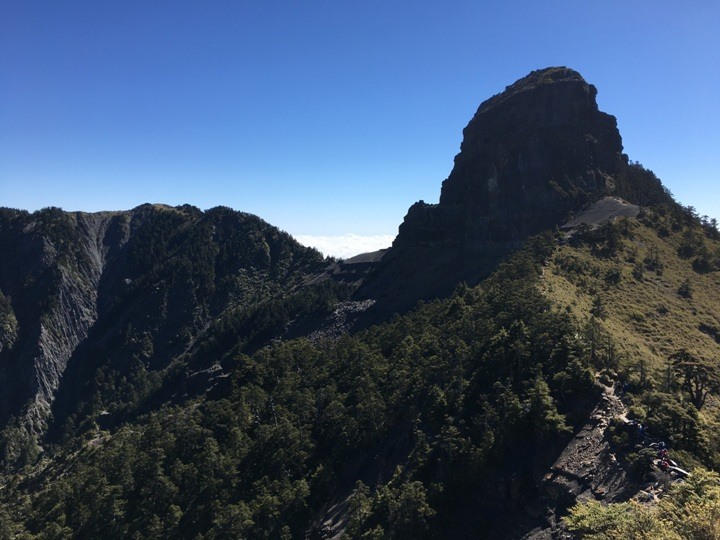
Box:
0;209;123;433
0;205;328;443
406;67;622;249
355;67;672;322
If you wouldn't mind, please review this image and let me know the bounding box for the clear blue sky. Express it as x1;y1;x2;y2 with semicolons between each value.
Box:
2;1;719;245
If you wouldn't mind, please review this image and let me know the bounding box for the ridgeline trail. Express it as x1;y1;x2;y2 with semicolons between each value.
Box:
525;377;689;539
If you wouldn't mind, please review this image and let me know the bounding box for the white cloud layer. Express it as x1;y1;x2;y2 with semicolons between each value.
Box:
294;234;395;259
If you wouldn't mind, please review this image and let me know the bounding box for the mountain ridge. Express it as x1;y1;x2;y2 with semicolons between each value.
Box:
0;204;332;446
0;66;684;449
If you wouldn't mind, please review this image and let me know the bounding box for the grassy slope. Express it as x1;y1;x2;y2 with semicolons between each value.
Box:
541;215;720;380
548;214;720;540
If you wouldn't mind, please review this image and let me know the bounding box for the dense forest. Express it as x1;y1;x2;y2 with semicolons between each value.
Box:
1;199;720;538
0;231;589;538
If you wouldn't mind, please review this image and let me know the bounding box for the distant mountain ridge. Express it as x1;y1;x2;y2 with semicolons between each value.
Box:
0;204;331;445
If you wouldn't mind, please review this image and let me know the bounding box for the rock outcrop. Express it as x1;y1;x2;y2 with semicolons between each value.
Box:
525;382;633;538
409;67;623;247
355;67;671;323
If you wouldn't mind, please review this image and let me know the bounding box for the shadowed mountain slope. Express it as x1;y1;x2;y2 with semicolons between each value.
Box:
354;67;674;326
0;204;335;449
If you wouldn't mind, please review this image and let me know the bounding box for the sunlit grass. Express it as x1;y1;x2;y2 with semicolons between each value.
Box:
541;217;720;382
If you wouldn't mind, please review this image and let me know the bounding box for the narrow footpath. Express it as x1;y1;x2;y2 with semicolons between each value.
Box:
525;378;689;539
525;381;633;539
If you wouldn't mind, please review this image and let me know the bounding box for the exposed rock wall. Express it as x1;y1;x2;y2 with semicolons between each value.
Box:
0;205;328;442
355;67;670;324
0;211;120;433
411;67;622;249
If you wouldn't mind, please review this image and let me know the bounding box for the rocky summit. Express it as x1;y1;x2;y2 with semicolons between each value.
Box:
355;67;671;323
416;67;623;243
